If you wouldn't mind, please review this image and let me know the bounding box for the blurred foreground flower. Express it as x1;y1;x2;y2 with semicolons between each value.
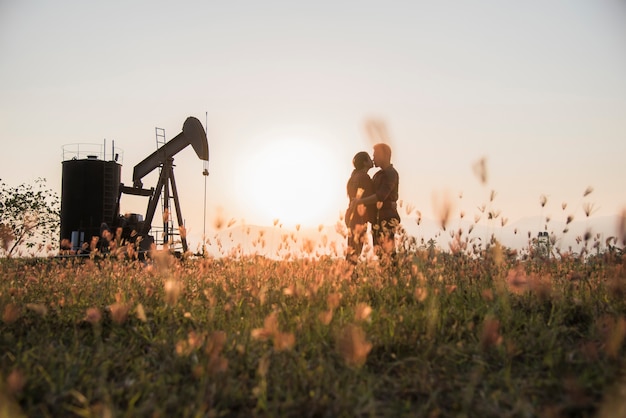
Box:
2;303;21;323
164;278;182;305
414;287;428;302
472;157;488;185
336;324;372;368
480;316;502;351
505;265;551;299
108;303;130;324
85;307;102;325
354;303;372;323
597;315;626;359
135;303;147;322
6;369;26;395
25;303;47;316
251;312;295;351
176;330;205;356
318;309;334;325
204;331;229;375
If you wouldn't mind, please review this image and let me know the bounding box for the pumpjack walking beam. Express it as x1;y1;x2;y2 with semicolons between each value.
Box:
131;117;209;188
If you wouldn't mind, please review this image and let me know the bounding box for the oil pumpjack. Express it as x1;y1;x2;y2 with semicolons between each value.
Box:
59;116;209;256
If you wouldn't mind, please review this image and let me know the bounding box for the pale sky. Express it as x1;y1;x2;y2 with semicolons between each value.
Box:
1;1;625;248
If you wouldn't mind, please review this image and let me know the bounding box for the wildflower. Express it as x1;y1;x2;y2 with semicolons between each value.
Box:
205;331;229;374
481;289;494;302
619;208;626;245
135;303;147;322
213;214;224;230
505;266;529;294
597;315;626;359
251;312;279;341
432;190;453;231
583;186;594;197
318;309;333;325
414;287;428;302
336;324;372;368
354;303;372;323
405;203;415;216
273;332;296;351
108;303;130;324
301;239;315;254
364;118;390;144
6;369;26;395
472;157;488;184
176;330;205;356
335;221;348;238
480;316;502;350
2;303;20;323
327;293;342;310
164;279;182;305
85;307;102;324
539;194;548;208
251;312;294;351
25;303;47;316
257;353;270;378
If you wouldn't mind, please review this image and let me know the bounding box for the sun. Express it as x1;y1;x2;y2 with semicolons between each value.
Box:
236;136;345;227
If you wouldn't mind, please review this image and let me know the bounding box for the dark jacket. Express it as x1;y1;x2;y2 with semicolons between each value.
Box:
346;169;374;227
371;165;400;224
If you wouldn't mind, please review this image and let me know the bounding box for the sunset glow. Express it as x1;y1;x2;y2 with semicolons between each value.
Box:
235;137;344;227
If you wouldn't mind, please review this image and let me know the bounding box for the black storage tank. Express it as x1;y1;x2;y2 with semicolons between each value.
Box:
60;151;121;252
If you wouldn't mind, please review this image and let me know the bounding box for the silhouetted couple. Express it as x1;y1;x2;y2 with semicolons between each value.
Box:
345;143;400;265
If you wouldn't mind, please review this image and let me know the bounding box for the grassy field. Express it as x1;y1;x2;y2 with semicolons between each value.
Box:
1;240;625;417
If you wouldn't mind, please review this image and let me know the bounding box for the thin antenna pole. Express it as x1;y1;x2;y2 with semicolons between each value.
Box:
203;111;208;256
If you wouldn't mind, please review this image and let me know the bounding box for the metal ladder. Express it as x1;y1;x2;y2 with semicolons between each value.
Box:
102;162;116;227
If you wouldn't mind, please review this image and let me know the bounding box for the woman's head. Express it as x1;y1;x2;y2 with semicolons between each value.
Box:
352;151;373;170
